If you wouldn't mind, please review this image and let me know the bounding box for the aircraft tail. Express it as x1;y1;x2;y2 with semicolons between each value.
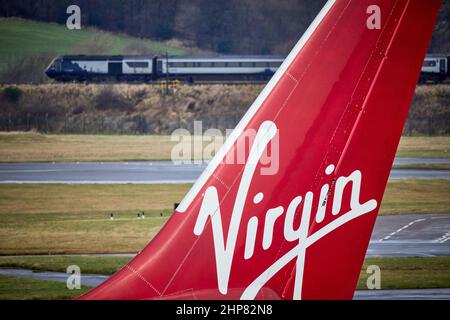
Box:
80;0;441;300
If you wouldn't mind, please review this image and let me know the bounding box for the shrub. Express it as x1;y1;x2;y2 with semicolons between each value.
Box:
2;86;23;103
94;86;134;112
0;54;54;84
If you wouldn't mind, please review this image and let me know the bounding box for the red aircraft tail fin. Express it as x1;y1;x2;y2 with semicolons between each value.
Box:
80;0;441;300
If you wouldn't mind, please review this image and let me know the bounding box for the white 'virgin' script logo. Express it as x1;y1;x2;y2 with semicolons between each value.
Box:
182;121;378;300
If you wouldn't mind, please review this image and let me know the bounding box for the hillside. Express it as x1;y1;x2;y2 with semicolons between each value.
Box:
0;18;189;63
0;0;448;55
0;84;448;136
0;18;192;83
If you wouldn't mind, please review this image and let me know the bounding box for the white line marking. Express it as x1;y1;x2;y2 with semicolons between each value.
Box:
379;218;426;242
434;231;450;243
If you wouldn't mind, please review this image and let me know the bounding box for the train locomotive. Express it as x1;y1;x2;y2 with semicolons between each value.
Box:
419;54;449;83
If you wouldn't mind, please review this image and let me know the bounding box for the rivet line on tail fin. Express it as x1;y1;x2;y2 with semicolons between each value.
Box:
212;174;230;190
125;265;162;296
329;0;406;174
285;72;299;83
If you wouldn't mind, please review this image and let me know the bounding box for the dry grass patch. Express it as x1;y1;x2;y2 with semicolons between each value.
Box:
1;132;450;163
0;180;448;254
397;136;450;158
0;184;190;214
0;132;213;162
0;184;191;254
380;179;450;215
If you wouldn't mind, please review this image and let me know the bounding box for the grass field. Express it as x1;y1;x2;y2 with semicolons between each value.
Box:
0;18;188;69
0;256;131;275
396;136;450;158
0;184;190;255
358;257;450;290
0;133;449;163
0;180;448;255
0;275;89;300
0;256;449;299
380;179;450;215
0;132;194;163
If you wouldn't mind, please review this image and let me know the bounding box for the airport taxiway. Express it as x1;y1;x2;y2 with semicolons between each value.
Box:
0;158;449;184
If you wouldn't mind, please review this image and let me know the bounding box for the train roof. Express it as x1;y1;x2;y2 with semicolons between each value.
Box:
61;55;155;61
59;55;286;61
166;55;285;61
425;54;450;59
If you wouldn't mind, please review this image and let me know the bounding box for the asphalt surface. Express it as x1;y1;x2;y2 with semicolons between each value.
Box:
353;288;450;300
0;268;108;288
367;214;450;256
0;158;449;184
0;268;448;300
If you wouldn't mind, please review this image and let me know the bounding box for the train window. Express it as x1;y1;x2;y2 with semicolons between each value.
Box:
241;62;253;68
440;59;446;73
185;62;195;68
126;61;149;68
215;62;226;67
255;62;267;68
202;62;213;67
228;62;239;67
269;62;282;67
168;62;185;68
423;60;437;67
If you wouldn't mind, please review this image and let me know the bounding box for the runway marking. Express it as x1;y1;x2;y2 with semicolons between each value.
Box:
435;231;450;244
379;218;426;242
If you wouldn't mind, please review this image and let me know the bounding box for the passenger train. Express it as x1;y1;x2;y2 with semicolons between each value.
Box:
45;54;449;83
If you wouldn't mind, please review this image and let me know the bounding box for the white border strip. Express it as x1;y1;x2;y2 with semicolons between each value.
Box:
177;0;337;212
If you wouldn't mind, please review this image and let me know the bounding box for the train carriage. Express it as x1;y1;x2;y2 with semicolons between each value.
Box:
157;56;284;83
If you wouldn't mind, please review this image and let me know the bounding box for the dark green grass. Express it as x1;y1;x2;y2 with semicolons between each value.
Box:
0;18;188;68
0;275;90;300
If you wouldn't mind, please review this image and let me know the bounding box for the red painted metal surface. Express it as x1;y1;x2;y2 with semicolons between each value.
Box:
79;0;441;300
